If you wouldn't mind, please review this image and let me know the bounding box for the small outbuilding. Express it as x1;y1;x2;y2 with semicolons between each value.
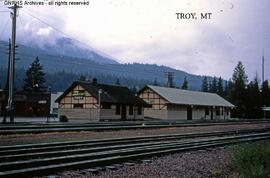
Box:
56;80;147;122
138;85;234;120
0;90;50;117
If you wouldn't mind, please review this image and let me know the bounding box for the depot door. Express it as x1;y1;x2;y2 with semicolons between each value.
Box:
187;106;192;120
121;105;127;120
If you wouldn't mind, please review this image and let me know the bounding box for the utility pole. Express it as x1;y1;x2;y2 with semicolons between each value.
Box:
2;39;11;124
6;4;21;123
262;48;266;119
164;72;175;88
262;48;265;83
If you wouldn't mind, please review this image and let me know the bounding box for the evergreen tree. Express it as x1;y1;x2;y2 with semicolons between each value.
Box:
210;77;217;93
217;77;224;96
201;76;208;92
226;79;234;101
115;79;121;85
246;76;261;118
78;75;86;81
261;80;270;106
231;61;248;118
153;78;159;86
224;80;228;97
181;77;188;90
132;86;137;94
23;57;46;92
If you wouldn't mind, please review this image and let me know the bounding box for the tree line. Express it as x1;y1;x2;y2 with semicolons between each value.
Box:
201;61;270;119
0;57;151;93
2;57;269;119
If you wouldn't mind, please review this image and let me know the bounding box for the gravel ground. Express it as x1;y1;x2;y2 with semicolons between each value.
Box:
0;123;269;146
56;140;270;178
57;146;234;178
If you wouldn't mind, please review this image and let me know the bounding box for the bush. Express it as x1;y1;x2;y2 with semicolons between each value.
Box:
232;142;270;178
59;115;68;122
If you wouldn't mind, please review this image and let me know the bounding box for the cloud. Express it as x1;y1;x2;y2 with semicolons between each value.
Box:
0;0;269;80
36;26;52;36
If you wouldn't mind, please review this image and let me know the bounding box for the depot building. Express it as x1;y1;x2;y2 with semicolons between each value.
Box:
138;85;235;120
56;80;148;122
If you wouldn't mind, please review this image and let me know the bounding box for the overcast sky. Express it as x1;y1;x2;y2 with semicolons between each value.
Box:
0;0;269;80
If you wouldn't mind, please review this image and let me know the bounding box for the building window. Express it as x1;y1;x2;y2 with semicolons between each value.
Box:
102;103;111;109
129;106;133;115
216;107;220;116
138;106;142;115
116;105;120;115
205;107;209;115
73;104;83;109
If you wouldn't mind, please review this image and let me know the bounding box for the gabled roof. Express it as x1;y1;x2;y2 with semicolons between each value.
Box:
56;81;147;105
141;85;234;107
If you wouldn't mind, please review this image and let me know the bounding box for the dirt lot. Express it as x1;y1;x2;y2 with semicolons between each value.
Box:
0;123;269;146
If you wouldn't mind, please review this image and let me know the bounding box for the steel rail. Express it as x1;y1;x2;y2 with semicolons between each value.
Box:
0;132;269;165
0;133;269;178
0;128;269;155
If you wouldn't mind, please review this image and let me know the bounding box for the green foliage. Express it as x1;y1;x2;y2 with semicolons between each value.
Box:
232;61;248;86
232;143;270;178
217;77;224;96
231;61;248;115
201;76;208;92
115;78;121;85
245;75;262;118
23;57;46;92
210;77;218;93
78;75;86;81
181;76;188;90
262;80;270;106
153;78;159;86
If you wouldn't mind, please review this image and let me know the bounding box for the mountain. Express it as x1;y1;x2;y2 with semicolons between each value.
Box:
0;40;210;91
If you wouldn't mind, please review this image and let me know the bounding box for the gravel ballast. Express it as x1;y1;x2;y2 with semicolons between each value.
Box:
58;146;234;178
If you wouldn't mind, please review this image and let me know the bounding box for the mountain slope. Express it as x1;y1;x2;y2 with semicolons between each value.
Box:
0;40;208;91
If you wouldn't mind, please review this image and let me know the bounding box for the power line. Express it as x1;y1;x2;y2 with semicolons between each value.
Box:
0;18;11;40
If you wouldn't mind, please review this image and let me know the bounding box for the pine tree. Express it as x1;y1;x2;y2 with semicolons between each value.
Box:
246;76;261;118
231;61;248;118
115;79;121;85
181;77;188;90
210;77;217;93
226;79;234;101
153;78;159;86
78;75;86;81
261;80;270;106
201;76;208;92
132;86;137;94
23;57;46;92
217;77;224;96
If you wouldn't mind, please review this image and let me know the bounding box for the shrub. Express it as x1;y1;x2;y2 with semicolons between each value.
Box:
232;142;270;178
59;115;68;122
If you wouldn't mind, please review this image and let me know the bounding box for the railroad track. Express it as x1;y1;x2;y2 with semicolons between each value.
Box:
0;128;269;178
0;120;269;135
